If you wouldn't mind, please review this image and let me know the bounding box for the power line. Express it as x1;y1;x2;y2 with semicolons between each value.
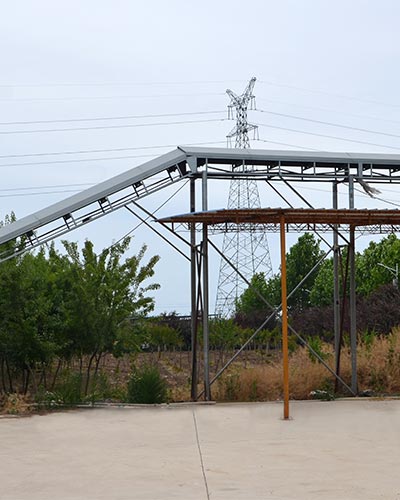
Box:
0;92;225;103
0;153;157;169
0;110;225;126
0;80;242;88
256;138;321;151
0;140;226;160
258;79;400;108
256;122;400;151
257;97;400;127
0;183;92;192
256;109;400;141
0;118;226;135
0;189;80;198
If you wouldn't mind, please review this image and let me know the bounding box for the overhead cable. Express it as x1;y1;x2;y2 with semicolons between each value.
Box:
256;109;400;141
0;118;227;135
0;140;226;160
0;110;225;126
258;79;400;108
257;97;400;126
0;92;225;103
256;122;400;151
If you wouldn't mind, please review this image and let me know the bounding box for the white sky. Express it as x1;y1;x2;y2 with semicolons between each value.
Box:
2;0;400;314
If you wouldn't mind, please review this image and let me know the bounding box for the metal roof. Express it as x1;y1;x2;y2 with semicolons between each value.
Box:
179;146;400;166
2;146;400;256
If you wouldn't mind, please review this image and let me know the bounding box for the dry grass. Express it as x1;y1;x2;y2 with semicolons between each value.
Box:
3;329;400;409
214;328;400;401
1;393;33;415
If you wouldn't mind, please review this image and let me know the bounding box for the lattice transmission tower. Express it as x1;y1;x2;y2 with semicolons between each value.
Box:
214;77;273;317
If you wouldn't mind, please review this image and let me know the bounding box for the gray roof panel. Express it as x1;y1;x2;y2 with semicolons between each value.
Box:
0;148;186;245
179;146;400;164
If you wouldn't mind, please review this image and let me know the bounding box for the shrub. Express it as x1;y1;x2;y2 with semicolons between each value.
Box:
127;365;168;404
52;370;83;405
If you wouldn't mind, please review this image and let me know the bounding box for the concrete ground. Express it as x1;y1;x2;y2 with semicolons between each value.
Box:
1;400;400;500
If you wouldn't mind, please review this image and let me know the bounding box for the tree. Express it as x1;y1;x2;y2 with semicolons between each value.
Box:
236;233;323;320
57;237;160;394
356;234;400;296
285;233;324;309
0;248;62;393
235;272;279;329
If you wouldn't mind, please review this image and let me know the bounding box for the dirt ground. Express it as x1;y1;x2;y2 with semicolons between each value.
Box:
1;399;399;500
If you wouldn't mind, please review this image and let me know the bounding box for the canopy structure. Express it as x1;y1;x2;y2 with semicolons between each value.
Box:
160;207;400;418
159;207;400;231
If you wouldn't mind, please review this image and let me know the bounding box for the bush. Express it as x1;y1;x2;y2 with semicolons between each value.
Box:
52;370;83;405
127;365;168;404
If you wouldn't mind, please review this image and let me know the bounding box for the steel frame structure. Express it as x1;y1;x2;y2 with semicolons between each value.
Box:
1;147;400;413
161;207;400;417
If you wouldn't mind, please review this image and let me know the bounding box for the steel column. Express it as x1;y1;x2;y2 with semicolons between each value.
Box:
348;176;358;394
280;215;290;419
202;170;211;400
190;178;198;400
333;182;341;381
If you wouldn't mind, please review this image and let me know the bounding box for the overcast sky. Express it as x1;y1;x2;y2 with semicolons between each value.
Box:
2;1;400;314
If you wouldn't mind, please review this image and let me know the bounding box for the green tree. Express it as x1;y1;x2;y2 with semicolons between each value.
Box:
144;322;183;358
60;237;160;394
309;258;334;307
0;248;62;393
236;272;274;313
357;234;400;296
286;233;324;309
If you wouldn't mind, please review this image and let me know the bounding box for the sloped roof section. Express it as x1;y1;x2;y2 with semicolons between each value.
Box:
0;148;187;256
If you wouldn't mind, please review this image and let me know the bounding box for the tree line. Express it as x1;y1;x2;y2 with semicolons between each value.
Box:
235;232;400;338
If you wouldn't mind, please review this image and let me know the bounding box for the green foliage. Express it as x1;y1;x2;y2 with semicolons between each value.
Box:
309;258;334;307
209;318;240;350
61;238;160;361
357;234;400;296
362;330;377;350
127;365;168;404
0;218;160;396
219;372;241;401
52;370;83;405
236;272;276;312
144;322;183;352
286;233;323;309
236;233;323;319
306;336;329;363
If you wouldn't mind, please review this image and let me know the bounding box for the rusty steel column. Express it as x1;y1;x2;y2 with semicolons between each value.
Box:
190;177;198;400
280;214;290;419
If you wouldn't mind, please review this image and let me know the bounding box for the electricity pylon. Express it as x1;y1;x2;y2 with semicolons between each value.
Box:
214;77;273;317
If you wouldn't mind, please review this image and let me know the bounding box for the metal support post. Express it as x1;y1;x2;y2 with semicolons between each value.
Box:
348;176;358;394
349;226;358;394
190;178;198;400
333;182;341;381
280;215;290;419
202;170;211;400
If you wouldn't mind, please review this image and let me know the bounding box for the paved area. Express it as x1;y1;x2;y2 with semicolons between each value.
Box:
1;400;400;499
